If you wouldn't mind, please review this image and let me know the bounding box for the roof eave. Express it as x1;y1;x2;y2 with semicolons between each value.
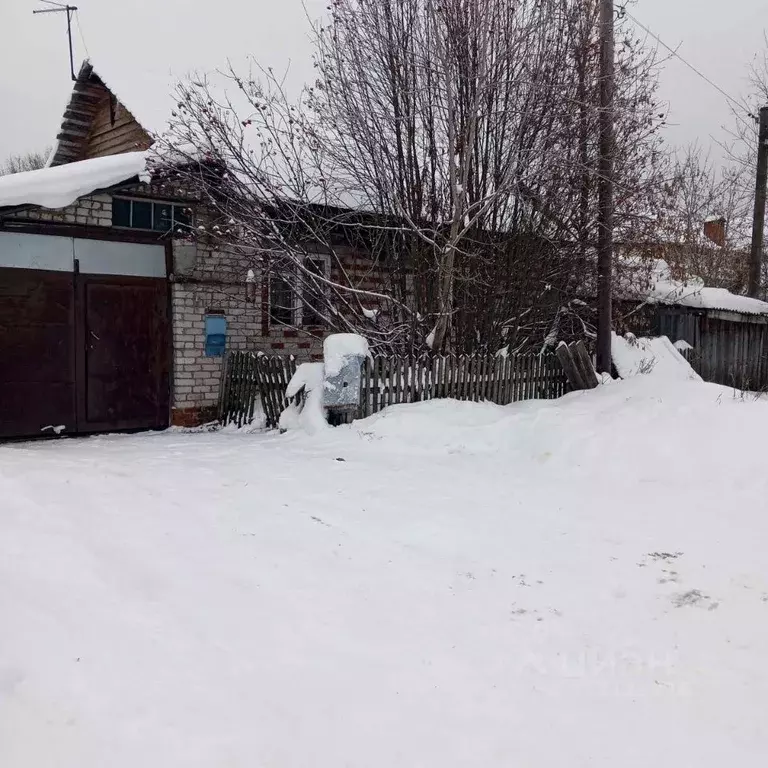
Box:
0;177;143;222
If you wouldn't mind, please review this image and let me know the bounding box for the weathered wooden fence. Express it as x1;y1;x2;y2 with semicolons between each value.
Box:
659;307;768;391
357;353;567;417
680;343;768;391
555;340;599;391
219;353;297;428
219;351;568;428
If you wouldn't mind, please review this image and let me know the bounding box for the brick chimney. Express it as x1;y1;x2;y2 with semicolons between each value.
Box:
703;217;726;247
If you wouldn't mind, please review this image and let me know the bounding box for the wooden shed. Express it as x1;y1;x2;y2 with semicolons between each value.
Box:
657;305;768;390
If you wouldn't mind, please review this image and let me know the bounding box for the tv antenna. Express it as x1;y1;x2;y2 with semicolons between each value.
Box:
33;1;79;82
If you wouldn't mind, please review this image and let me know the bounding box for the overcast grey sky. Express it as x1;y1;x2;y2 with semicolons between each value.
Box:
1;0;766;163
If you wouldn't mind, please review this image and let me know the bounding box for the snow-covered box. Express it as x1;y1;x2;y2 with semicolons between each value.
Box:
322;334;370;415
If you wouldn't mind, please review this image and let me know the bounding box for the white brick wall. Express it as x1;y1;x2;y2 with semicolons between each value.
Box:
169;281;323;410
13;193;114;227
170;235;324;412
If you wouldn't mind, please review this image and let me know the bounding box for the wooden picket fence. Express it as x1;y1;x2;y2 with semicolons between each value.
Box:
358;353;567;417
219;352;297;429
219;351;568;428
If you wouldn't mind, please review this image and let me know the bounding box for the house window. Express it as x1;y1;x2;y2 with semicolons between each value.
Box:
269;273;295;326
302;257;328;326
112;197;192;233
268;256;330;327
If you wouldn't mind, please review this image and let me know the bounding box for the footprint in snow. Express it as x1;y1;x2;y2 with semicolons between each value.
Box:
648;551;684;562
658;569;680;584
671;589;719;610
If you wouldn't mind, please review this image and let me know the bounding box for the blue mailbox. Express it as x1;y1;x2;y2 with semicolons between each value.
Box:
204;314;227;357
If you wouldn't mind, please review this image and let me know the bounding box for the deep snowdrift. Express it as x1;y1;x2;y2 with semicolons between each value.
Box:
612;331;701;381
2;376;768;767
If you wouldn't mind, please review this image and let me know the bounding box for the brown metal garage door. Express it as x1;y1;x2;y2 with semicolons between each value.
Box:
0;232;169;439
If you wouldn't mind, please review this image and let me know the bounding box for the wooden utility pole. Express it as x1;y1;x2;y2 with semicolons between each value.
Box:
748;107;768;298
596;0;615;373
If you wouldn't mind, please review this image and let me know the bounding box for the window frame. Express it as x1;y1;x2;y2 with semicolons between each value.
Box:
268;254;331;328
112;196;193;234
300;255;331;328
268;271;296;327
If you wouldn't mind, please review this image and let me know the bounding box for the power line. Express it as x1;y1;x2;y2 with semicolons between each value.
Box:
74;9;90;59
621;6;758;127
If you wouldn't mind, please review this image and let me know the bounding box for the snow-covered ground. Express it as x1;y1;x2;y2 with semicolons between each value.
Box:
3;376;768;767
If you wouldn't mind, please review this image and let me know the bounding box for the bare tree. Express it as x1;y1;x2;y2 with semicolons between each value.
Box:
156;0;668;353
722;34;768;176
671;38;768;297
536;1;669;345
0;148;51;176
659;143;751;293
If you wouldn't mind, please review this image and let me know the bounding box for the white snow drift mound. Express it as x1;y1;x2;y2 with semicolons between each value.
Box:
612;331;701;381
2;375;768;767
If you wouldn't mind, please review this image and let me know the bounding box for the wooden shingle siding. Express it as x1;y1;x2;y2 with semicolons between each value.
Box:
83;98;151;160
50;61;152;166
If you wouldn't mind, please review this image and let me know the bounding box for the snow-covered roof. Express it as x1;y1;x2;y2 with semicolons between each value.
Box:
0;152;149;211
619;258;768;317
647;260;768;316
653;284;768;315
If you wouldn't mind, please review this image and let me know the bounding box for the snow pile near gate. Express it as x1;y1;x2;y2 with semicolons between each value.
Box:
0;152;150;210
612;331;701;381
4;375;768;767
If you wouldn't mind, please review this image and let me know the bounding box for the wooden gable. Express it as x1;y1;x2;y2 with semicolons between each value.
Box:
50;61;153;167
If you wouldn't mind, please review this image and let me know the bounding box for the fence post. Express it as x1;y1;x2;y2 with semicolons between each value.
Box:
556;343;585;391
218;351;232;424
574;341;599;389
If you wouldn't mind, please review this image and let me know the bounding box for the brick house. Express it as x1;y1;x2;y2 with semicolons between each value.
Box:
0;60;341;438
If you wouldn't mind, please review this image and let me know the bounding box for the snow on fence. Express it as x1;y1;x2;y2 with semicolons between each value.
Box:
219;351;568;429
